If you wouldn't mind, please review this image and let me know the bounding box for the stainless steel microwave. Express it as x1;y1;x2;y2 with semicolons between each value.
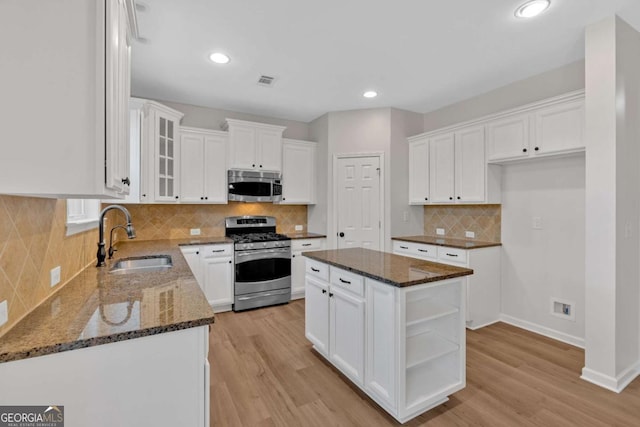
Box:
228;170;283;202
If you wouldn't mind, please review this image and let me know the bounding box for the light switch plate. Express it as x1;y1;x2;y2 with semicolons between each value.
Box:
436;228;445;236
0;300;8;327
295;225;303;231
190;228;201;236
50;266;61;288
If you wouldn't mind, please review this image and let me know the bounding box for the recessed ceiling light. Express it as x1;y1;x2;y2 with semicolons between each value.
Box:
209;52;230;64
515;0;550;18
363;91;378;98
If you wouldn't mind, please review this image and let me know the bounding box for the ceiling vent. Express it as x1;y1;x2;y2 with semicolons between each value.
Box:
257;75;276;87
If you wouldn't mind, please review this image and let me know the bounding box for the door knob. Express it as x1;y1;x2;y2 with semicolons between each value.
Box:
338;232;345;238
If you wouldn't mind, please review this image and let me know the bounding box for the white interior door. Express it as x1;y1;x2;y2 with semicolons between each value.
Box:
336;156;381;250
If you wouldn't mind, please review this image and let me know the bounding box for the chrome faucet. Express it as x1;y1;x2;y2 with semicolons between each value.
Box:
97;205;136;267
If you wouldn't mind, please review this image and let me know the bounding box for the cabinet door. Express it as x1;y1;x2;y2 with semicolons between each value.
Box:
180;246;203;286
365;279;397;410
291;251;306;297
330;286;365;386
408;138;429;204
228;126;256;169
154;112;180;202
305;275;330;356
105;0;131;194
203;133;228;203
281;141;315;204
202;256;234;307
486;114;530;162
533;99;585;155
429;133;455;203
455;126;485;203
257;129;283;172
180;132;206;203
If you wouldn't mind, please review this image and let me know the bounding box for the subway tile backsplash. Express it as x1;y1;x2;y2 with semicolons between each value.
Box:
424;205;501;242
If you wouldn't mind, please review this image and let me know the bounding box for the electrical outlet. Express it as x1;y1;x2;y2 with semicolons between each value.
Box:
532;216;543;230
465;231;475;239
0;300;7;327
403;211;409;222
50;266;61;288
295;225;303;231
190;228;201;236
551;298;575;321
436;228;445;236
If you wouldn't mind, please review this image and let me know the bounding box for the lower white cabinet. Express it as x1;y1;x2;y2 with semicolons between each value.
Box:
392;239;501;329
291;238;326;299
180;244;234;312
304;256;466;423
0;326;210;427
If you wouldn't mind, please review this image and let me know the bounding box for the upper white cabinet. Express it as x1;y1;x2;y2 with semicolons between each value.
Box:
281;139;317;204
454;126;486;203
0;0;136;198
180;127;228;203
225;119;286;172
141;102;184;203
428;133;456;203
486;92;585;163
408;137;430;204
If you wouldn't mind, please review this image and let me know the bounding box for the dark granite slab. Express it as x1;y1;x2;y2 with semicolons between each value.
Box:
0;240;215;364
286;232;327;240
393;235;502;249
177;236;233;246
303;248;473;287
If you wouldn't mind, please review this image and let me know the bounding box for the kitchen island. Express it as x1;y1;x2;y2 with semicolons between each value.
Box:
0;240;216;427
303;247;473;423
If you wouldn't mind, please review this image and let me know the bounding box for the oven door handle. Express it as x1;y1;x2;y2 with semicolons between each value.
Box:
236;249;291;262
237;291;287;301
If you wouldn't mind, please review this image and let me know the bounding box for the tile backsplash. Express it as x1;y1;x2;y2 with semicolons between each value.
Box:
0;196;96;336
110;202;308;241
424;205;501;242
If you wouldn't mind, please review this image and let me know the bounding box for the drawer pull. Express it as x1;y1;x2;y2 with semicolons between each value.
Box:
400;246;409;250
311;267;320;272
302;243;312;247
339;278;351;285
446;253;458;257
212;249;225;253
418;249;429;253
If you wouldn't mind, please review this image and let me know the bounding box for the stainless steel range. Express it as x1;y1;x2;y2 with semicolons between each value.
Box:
225;216;291;311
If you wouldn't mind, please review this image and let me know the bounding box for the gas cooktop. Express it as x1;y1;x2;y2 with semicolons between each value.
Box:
228;232;290;244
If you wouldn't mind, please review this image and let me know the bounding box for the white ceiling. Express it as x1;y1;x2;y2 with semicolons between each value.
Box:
131;0;640;123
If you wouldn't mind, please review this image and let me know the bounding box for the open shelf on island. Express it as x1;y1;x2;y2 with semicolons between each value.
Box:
406;331;459;369
406;298;459;327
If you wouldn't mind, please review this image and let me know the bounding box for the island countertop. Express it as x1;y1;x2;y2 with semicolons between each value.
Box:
303;247;473;287
393;235;502;249
0;239;215;364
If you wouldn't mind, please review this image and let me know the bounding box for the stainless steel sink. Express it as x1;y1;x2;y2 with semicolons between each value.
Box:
109;255;173;275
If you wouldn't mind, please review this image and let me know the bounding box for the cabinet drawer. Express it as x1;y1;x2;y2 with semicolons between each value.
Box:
330;267;364;297
392;240;413;255
306;259;329;281
437;247;467;265
200;244;233;258
393;240;437;260
292;238;324;251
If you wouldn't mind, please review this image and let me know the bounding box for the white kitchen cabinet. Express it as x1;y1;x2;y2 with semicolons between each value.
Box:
486;92;585;163
392;240;501;330
291;238;326;299
122;98;145;203
181;244;234;312
305;274;330;356
225;119;286;172
146;104;184;203
0;0;135;198
408;137;430;204
281;139;317;204
180;127;228;203
428;133;456;203
486;113;531;162
0;326;210;427
427;126;492;204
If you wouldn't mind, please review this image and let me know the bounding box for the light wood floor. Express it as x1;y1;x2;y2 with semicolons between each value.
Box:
209;299;640;426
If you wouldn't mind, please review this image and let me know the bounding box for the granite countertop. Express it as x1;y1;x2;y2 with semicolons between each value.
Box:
177;236;233;246
286;232;327;240
393;235;502;249
303;248;473;287
0;239;215;364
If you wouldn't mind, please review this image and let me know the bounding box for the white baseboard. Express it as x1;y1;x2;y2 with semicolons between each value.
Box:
291;290;305;301
499;314;585;348
581;362;640;393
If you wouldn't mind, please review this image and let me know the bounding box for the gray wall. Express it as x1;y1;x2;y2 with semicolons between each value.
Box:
423;60;585;132
152;99;311;140
308;114;329;235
